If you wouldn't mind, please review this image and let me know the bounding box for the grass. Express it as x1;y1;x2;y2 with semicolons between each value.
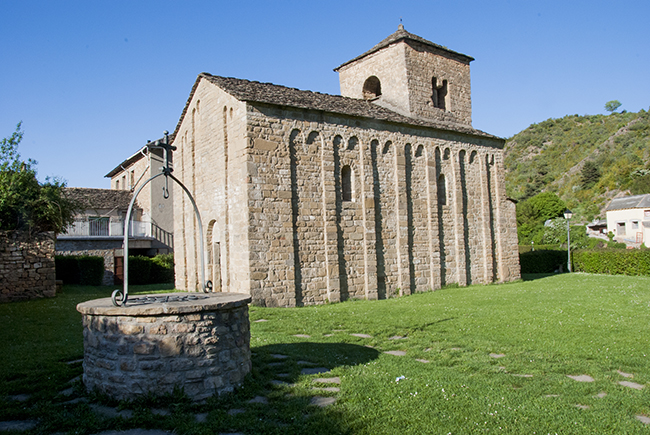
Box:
1;274;650;433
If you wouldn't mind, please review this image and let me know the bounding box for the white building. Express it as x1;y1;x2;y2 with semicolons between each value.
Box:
605;194;650;246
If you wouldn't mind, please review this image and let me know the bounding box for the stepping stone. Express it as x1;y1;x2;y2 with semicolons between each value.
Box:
424;348;433;352
268;362;285;367
545;394;560;397
254;319;268;322
323;334;333;337
227;408;245;415
312;377;341;384
58;387;75;397
270;380;289;386
636;415;650;425
595;392;607;398
195;413;208;423
384;350;406;356
276;373;290;378
297;360;316;365
293;334;310;338
567;375;594;382
490;353;505;359
450;347;463;351
313;387;340;392
364;345;375;349
617;370;633;378
575;404;590;410
271;354;288;359
218;433;245;435
350;333;372;339
310;396;336;407
619;381;644;390
68;375;82;384
8;394;31;402
415;359;430;363
333;329;345;332
66;358;84;365
301;367;330;375
389;335;406;340
152;409;170;416
513;374;533;378
90;404;133;418
247;396;268;404
61;397;88;405
0;421;38;431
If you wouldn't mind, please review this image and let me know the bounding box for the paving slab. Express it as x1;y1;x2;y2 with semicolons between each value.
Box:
310;396;336;407
0;420;38;431
619;381;644;390
323;334;334;337
293;334;310;338
90;405;133;419
268;362;285;367
389;336;406;340
545;394;560;398
227;409;245;415
254;319;268;322
567;375;594;382
297;360;316;365
152;409;170;416
271;354;288;359
350;333;372;339
301;367;330;375
575;404;590;410
415;359;430;363
617;370;633;378
195;413;208;423
595;392;607;398
384;350;406;356
312;377;341;384
248;396;268;404
8;394;31;402
490;353;505;359
276;373;290;377
513;374;533;378
636;415;650;425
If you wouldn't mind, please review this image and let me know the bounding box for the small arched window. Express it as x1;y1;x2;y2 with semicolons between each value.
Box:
363;76;382;100
438;174;447;205
342;165;353;202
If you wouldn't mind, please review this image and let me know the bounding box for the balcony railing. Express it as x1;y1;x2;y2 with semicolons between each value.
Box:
63;218;151;238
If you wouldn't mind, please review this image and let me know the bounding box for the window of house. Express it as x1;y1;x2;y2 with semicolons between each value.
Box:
130;170;135;189
342;165;353;202
362;76;381;100
121;175;126;190
631;221;639;230
617;222;626;236
432;77;448;110
645;210;650;218
89;217;110;236
116;179;119;190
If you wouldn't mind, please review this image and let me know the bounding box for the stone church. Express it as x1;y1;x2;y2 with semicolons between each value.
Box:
171;25;520;307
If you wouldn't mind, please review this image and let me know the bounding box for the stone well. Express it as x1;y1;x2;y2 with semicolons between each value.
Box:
76;292;252;401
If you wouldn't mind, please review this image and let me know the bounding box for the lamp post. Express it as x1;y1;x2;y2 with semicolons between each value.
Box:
564;209;573;272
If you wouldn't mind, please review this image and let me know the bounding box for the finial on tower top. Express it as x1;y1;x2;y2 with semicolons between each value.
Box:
398;23;404;30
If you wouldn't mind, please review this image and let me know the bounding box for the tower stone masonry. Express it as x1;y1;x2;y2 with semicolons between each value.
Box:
171;25;520;307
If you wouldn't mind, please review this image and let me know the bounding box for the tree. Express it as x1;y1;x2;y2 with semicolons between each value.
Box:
605;100;622;114
0;123;79;234
516;192;567;243
580;160;601;188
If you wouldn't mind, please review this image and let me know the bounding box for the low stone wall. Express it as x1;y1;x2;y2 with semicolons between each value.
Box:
77;292;252;401
0;231;56;303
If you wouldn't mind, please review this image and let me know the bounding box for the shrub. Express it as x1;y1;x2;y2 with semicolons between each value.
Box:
573;249;650;276
128;256;151;285
55;255;104;285
150;254;174;284
519;249;567;273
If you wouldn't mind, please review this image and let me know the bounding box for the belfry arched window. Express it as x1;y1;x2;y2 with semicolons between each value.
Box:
363;76;382;100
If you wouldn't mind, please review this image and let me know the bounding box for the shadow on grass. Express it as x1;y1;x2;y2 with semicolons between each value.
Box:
521;273;561;281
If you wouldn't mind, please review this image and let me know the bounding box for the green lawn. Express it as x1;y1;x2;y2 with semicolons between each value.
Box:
1;274;650;434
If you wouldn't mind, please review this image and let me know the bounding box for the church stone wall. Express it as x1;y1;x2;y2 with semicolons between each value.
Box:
173;81;250;295
242;103;519;307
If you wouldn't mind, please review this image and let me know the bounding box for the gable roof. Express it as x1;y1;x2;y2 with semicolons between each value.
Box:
105;146;147;178
64;188;136;211
172;73;498;141
606;194;650;211
334;24;474;72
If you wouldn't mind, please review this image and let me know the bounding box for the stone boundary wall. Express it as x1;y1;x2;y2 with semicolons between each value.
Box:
78;293;252;401
0;231;56;303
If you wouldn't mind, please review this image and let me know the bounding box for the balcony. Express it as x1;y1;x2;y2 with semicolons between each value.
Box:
59;218;151;239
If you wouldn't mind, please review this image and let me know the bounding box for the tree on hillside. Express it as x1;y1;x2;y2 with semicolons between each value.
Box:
630;169;650;195
605;100;622;114
581;160;601;189
0;123;79;235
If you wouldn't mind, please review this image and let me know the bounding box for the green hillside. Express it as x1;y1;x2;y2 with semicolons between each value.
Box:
504;108;650;222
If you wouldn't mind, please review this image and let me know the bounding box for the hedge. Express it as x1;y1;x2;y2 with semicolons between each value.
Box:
573;249;650;276
55;255;104;285
519;250;567;273
128;254;174;285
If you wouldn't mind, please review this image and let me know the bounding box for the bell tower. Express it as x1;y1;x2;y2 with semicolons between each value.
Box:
335;25;474;126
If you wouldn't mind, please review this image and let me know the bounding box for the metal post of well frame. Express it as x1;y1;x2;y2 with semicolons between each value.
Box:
112;132;211;307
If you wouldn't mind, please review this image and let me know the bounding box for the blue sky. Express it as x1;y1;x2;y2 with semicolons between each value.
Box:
2;0;649;188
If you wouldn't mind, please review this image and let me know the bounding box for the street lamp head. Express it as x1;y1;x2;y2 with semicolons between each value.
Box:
564;209;573;220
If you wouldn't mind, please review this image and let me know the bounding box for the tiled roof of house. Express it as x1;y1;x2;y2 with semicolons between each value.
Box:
64;188;135;211
105;146;147;178
334;24;474;71
172;73;498;141
605;194;650;211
